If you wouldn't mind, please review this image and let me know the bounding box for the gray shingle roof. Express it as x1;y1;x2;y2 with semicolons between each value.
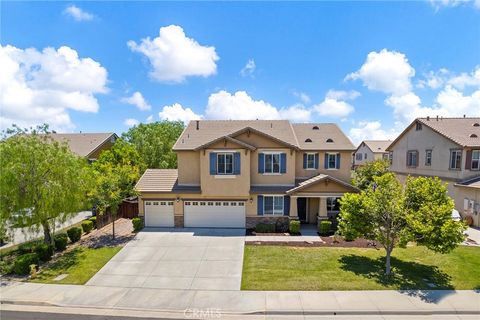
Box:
292;123;355;150
46;133;116;158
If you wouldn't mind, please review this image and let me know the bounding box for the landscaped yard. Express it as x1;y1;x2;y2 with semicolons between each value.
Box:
30;246;121;285
242;245;480;291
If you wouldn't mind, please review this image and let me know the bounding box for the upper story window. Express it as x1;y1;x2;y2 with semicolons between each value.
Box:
425;150;432;166
416;122;423;131
364;153;367;159
265;153;281;173
355;153;363;161
449;149;462;170
407;150;418;167
382;153;389;160
306;153;316;169
264;195;284;215
472;150;480;170
389;151;393;164
217;153;234;175
326;153;337;169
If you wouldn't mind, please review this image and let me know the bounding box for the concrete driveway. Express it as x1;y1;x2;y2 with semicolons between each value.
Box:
87;228;245;290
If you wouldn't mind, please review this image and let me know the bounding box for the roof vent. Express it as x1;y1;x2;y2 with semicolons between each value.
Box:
470;134;478;138
473;123;480;127
305;138;312;143
196;120;199;130
312;126;319;130
326;138;334;143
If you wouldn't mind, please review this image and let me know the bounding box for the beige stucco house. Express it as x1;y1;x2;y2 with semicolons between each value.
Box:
48;132;118;161
135;120;357;229
387;117;480;226
353;140;391;168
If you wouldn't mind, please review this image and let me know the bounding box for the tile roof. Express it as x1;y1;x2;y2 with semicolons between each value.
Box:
358;140;391;153
46;133;116;158
286;174;359;194
173;120;355;151
135;169;201;193
455;175;480;189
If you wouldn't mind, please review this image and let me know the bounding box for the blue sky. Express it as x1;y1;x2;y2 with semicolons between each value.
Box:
1;1;479;143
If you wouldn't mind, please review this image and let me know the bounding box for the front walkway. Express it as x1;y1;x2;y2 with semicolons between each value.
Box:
465;227;480;245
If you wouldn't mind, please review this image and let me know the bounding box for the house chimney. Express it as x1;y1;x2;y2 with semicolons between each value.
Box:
436;115;439;121
196;120;199;130
464;114;466;118
427;116;430;121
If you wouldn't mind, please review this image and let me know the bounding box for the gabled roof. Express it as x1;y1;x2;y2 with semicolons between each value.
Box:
194;135;257;151
286;174;359;194
135;169;201;193
388;117;480;150
46;133;117;158
356;140;391;154
292;123;356;151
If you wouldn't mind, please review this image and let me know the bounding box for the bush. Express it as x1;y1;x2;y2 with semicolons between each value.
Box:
255;223;276;233
318;220;332;236
81;220;94;234
67;227;82;243
18;241;38;254
132;218;143;232
89;216;97;228
289;220;301;234
34;243;54;262
13;253;39;275
54;233;68;251
342;229;357;242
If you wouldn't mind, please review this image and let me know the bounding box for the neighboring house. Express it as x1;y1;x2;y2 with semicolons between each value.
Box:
353;140;391;168
135;120;357;229
47;133;118;161
454;176;480;227
387;117;480;227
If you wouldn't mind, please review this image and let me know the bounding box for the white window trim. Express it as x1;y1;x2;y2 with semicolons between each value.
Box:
263;195;284;216
264;152;281;174
217;152;234;175
425;150;432;166
471;150;480;171
407;150;418;167
449;149;462;170
306;153;316;170
326;153;338;170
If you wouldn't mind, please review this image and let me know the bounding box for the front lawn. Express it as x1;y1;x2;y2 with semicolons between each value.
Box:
31;246;121;285
242;245;480;291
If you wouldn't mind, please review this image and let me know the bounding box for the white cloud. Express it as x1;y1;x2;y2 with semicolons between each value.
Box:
417;68;449;89
349;121;398;145
124;118;139;127
127;25;219;83
146;115;154;123
447;66;480;89
429;0;479;10
159;103;202;123
240;59;256;77
436;85;480;115
312;90;358;118
278;104;312;122
121;91;151;111
63;5;94;21
346;49;415;95
293;91;311;104
325;89;360;100
0;44;108;131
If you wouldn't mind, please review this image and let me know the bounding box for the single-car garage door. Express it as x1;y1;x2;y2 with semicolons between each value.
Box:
144;200;174;227
184;201;245;228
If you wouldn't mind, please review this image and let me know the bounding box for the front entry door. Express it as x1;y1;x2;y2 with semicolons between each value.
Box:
297;198;307;222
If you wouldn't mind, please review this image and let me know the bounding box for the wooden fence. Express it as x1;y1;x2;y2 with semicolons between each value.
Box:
95;197;139;229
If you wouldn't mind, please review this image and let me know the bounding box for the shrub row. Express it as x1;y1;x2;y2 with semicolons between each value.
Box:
318;220;332;236
255;223;276;233
82;220;94;234
13;253;39;275
67;226;82;243
132;218;143;232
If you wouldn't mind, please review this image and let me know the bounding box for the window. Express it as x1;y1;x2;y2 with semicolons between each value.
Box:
327;153;337;169
364;153;367;160
326;138;334;143
305;138;312;143
389;152;393;164
223;202;229;206
153;202;159;205
382;153;389;160
327;197;341;211
425;150;432;166
238;202;245;206
146;201;151;205
217;153;234;175
355;153;363;161
416;122;422;131
472;150;480;170
407;151;418;167
450;150;462;170
265;153;281;173
306;153;316;169
264;196;284;215
160;202;166;205
168;202;174;206
207;202;214;206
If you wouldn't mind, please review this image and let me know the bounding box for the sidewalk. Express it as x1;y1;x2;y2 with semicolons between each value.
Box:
1;282;478;317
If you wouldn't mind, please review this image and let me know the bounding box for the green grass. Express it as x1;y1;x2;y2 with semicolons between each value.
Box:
31;246;121;285
241;245;480;291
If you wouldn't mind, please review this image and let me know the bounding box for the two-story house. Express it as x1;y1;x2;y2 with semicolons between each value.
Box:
135;120;357;229
387;117;480;227
353;140;391;169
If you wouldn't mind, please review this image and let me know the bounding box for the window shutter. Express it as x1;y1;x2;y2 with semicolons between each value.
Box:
466;150;472;170
257;196;264;216
258;153;265;173
336;153;341;169
280;153;287;173
314;153;319;169
324;153;328;169
283;196;290;216
234;152;241;174
209;152;216;175
303;153;307;169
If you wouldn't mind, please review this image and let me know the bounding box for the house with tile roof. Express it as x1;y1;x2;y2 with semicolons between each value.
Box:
135;120;357;229
353;140;391;168
387;116;480;226
47;132;118;161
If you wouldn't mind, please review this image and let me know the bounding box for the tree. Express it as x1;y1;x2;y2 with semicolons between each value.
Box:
0;125;92;244
89;139;142;239
122;121;184;169
338;173;466;275
352;159;390;190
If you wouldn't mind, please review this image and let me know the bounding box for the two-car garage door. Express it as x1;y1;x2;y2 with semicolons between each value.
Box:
144;201;174;227
184;201;245;228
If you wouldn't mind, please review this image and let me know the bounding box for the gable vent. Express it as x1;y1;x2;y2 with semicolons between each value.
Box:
326;138;334;143
312;126;319;130
305;138;312;143
473;123;480;127
470;134;478;138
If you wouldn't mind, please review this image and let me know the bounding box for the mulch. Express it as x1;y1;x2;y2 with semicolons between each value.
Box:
246;237;380;249
79;218;135;249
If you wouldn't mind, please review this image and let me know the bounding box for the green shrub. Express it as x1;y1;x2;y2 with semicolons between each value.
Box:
18;241;38;254
34;243;54;262
255;223;276;233
89;216;97;228
54;233;68;251
318;220;332;236
13;253;39;275
289;220;301;234
132;218;143;232
342;229;357;242
67;227;82;243
81;220;94;234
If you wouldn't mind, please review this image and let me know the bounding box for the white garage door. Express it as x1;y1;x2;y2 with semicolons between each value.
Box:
184;201;246;228
144;201;174;227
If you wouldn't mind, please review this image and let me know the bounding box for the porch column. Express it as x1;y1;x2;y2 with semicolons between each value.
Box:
289;196;298;218
318;197;328;218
